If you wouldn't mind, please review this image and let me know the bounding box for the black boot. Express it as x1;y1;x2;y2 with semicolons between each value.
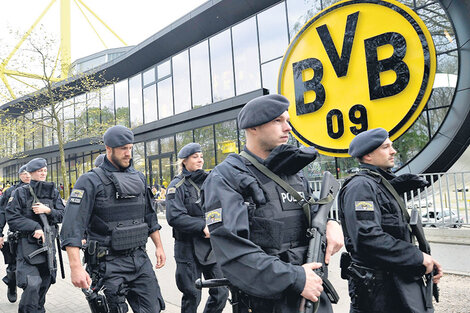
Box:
5;273;16;303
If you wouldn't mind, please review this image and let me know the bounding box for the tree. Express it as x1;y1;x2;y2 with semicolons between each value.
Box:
0;28;116;197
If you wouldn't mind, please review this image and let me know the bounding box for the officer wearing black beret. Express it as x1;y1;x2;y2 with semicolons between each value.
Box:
6;158;64;312
339;128;443;312
202;94;343;312
0;165;31;303
61;125;165;312
166;143;228;313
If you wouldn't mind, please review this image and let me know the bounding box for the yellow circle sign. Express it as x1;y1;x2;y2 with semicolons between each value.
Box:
278;0;436;157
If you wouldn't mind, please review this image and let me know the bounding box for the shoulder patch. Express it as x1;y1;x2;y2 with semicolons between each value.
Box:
205;208;222;226
8;197;13;203
70;189;84;198
167;187;176;195
355;201;374;211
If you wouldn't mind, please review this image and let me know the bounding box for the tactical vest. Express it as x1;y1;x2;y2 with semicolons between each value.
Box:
244;162;309;258
90;168;148;250
172;175;204;241
21;181;56;225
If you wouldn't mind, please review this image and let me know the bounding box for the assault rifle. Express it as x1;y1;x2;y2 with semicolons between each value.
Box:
409;208;439;307
27;185;65;279
300;171;340;313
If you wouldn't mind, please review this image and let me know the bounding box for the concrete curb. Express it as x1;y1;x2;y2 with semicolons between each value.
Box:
424;227;470;245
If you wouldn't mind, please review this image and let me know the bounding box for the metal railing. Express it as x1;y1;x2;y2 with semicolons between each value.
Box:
309;171;470;228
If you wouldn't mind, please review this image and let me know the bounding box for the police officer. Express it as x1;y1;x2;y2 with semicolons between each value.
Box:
0;165;31;303
6;158;65;313
202;94;344;313
166;143;228;313
338;128;443;313
61;125;165;313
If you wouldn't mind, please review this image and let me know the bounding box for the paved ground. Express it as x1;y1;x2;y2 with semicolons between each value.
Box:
0;218;468;312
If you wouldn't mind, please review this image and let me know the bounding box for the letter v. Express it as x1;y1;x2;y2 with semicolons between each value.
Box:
316;11;359;78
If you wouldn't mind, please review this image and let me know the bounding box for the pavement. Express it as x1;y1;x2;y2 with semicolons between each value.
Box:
0;217;468;312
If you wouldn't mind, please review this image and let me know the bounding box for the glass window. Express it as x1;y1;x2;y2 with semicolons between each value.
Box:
143;67;156;86
75;94;87;139
133;142;146;174
215;120;238;163
394;114;429;166
143;84;158;123
175;130;194;154
146;139;159;156
157;77;173;119
257;3;289;63
129;74;143;128
286;0;322;39
173;50;191;114
210;29;235;102
194;125;215;170
157;60;171;79
115;79;130;127
190;41;212;108
232;17;261;95
160;136;175;154
43;110;53;147
84;154;92;172
87;91;101;131
101;85;115;125
63;99;75;141
261;57;283;94
24;113;33;151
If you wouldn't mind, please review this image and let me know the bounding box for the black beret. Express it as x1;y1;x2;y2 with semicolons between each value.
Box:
103;125;134;148
238;94;290;129
178;143;202;159
94;154;105;167
349;128;389;158
18;165;28;174
26;158;47;172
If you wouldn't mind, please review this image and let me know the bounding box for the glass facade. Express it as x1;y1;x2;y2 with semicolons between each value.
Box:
0;0;460;185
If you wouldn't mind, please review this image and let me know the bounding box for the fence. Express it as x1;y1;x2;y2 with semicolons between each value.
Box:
310;171;470;228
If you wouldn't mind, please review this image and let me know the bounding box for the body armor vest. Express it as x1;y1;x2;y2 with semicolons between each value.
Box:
21;181;56;225
245;163;309;258
172;175;204;241
89;168;147;249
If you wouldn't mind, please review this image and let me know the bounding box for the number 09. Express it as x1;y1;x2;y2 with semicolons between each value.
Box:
326;104;368;139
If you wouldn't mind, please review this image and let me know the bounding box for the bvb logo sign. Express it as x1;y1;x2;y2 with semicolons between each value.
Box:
278;0;436;157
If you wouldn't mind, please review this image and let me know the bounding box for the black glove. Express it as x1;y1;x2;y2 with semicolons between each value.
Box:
264;144;318;175
390;173;430;194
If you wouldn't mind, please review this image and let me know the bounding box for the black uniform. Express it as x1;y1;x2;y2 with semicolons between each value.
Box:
0;182;25;300
5;180;64;313
166;168;228;313
202;148;333;313
338;164;429;313
60;157;165;313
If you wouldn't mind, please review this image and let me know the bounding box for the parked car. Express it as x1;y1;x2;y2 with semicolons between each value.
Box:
421;209;464;228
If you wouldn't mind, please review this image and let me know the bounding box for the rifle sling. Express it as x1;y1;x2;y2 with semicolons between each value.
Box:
240;151;332;226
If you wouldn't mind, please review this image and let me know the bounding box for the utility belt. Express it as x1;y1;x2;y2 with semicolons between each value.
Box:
83;240;145;266
340;252;389;285
7;231;20;242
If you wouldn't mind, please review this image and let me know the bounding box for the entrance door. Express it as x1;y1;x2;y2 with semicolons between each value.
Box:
149;153;175;189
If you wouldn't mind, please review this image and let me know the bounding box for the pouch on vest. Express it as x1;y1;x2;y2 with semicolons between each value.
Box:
111;223;148;251
109;172;145;199
249;216;283;250
21;236;47;265
193;236;216;266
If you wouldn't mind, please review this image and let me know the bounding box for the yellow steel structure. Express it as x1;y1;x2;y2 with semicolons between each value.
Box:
0;0;127;101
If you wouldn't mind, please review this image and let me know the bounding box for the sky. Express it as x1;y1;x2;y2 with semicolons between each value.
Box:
0;0;208;62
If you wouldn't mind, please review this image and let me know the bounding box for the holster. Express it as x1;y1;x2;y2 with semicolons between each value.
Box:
1;241;14;264
340;252;352;280
84;240;100;266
